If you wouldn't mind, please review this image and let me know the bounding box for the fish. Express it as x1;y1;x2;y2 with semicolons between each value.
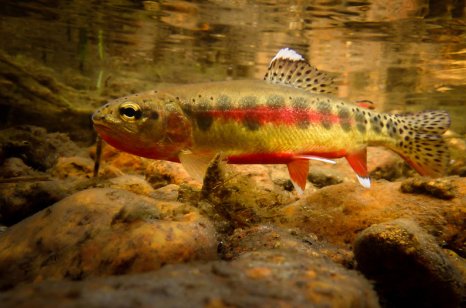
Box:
92;48;451;193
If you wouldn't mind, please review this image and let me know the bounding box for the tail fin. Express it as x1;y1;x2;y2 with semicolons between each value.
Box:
391;111;450;177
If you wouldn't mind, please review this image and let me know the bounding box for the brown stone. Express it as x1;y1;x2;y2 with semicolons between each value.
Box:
0;188;217;289
275;177;466;257
354;219;464;307
0;236;379;308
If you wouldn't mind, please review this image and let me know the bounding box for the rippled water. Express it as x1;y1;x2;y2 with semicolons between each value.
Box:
1;0;466;134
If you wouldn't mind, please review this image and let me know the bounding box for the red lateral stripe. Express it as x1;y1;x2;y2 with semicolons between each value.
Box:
206;107;341;126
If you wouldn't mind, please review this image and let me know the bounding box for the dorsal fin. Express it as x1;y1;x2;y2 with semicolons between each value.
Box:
264;48;337;95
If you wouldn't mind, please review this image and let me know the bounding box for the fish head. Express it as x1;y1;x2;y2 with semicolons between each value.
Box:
92;93;192;160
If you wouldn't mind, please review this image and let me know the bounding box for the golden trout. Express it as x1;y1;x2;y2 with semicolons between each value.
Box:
92;48;451;193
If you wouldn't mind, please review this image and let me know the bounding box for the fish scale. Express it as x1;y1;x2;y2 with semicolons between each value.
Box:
92;48;451;193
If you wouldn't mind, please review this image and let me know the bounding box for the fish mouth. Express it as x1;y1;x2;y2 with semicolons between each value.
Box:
93;122;112;134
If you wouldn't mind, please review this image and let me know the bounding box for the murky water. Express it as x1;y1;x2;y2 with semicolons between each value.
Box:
1;0;465;134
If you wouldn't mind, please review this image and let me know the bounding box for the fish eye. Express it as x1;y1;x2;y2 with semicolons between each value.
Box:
119;102;142;121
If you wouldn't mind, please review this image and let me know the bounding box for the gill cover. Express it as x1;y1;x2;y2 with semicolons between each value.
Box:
92;93;192;160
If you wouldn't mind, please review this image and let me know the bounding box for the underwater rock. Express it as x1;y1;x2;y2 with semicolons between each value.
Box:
0;52;99;143
93;143;147;175
50;156;97;179
354;219;464;307
307;166;345;188
0;188;217;289
0;126;59;171
445;131;466;176
0;242;379;308
400;177;457;200
368;147;413;181
0;157;42;178
0;126;86;171
221;224;354;268
275;177;466;257
200;154;290;234
150;184;180;201
145;159;197;189
107;174;155;196
0;180;70;225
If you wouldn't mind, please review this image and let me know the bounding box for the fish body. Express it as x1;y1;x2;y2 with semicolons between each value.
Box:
93;48;450;192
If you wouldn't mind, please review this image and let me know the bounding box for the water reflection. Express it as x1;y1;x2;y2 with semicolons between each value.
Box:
1;0;465;133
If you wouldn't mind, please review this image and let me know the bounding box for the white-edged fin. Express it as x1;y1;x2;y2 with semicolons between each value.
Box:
357;175;371;188
294;155;336;164
286;159;309;195
291;180;304;195
264;48;337;95
178;151;215;182
270;48;304;63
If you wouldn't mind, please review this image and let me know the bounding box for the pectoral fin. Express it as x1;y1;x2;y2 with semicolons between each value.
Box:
178;151;215;182
287;159;310;194
345;148;371;188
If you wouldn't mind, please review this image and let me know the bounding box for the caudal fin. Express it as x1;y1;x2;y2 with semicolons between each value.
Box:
391;110;450;177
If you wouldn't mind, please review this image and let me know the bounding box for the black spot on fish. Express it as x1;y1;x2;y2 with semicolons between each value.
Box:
292;97;308;110
240;96;257;109
217;95;231;111
387;119;396;137
266;95;285;109
371;116;381;134
355;110;366;133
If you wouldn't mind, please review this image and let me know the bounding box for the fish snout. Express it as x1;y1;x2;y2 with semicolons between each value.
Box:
91;109;105;124
92;104;112;124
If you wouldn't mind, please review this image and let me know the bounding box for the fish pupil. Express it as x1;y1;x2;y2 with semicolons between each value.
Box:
119;106;142;120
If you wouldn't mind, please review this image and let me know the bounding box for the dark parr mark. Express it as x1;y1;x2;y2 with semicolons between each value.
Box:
355;109;366;133
196;99;213;131
240;96;257;109
338;107;352;132
217;95;232;111
181;103;193;117
292;97;308;110
317;102;332;129
243;115;260;131
266;95;285;109
297;118;310;129
196;114;213;131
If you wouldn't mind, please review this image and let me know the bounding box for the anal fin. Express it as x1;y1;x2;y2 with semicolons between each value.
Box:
178;151;215;182
287;159;310;194
345;148;371;188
